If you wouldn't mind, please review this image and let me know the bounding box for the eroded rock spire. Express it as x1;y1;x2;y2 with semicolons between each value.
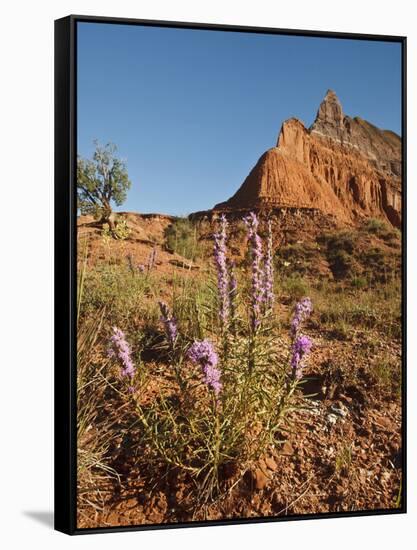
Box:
310;89;345;139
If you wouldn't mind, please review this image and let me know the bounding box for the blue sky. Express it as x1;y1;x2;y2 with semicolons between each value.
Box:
77;22;402;216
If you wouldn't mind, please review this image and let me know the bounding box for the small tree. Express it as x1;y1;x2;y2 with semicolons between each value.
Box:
77;141;132;226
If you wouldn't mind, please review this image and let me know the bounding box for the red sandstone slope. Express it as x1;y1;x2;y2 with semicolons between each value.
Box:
214;90;401;227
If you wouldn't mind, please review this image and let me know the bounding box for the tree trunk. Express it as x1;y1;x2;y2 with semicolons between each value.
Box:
99;203;116;235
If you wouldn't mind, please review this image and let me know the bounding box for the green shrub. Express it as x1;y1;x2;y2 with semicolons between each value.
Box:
102;219;131;240
351;276;367;289
164;218;199;260
320;231;355;255
364;218;388;235
275;242;319;276
380;228;401;244
328;249;357;280
363;246;397;283
319;230;358;280
281;275;310;301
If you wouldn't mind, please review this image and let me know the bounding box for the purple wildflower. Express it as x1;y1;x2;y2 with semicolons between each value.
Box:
244;212;264;331
289;297;313;379
290;334;313;379
213;214;230;331
263;219;274;311
138;264;145;273
290;297;313;338
108;327;136;379
159;301;178;348
188;339;222;396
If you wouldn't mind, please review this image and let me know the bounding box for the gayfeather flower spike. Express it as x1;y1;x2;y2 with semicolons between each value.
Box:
290;297;313;338
291;334;313;380
244;212;264;331
108;327;136;379
264;219;274;312
213;214;230;331
188;339;222;396
289;297;313;380
158;301;178;349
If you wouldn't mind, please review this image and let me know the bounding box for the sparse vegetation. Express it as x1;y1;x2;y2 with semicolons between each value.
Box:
275;241;321;276
76;210;402;527
164;217;200;260
370;352;401;396
317;227;401;285
280;275;310;300
77;309;121;520
80;263;158;325
364;217;388;235
334;443;353;476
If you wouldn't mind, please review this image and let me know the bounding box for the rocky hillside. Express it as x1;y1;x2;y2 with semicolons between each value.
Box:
213;90;401;227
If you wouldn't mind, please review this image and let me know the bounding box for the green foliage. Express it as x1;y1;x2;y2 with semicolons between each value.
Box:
164;218;200;260
319;231;358;280
80;264;158;327
77;141;131;221
350;276;367;289
363;218;401;247
169;271;218;340
364;218;388;235
380;228;401;245
362;246;398;283
370;353;401;395
363;218;401;249
328;249;357;279
321;231;355;255
280;275;310;301
328;319;350;341
312;280;401;339
275;241;321;277
319;226;401;284
102;219;131;240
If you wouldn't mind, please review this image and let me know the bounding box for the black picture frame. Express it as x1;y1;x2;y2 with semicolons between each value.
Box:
54;14;407;535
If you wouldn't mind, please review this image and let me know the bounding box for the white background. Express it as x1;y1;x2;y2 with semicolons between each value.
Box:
1;0;414;547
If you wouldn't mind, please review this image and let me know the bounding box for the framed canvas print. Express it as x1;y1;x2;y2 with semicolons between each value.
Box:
54;15;406;535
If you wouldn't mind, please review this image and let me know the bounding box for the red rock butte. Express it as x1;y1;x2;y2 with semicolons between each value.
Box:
213;90;401;227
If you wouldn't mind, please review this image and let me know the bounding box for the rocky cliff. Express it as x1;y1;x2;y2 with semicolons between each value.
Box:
214;90;401;227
